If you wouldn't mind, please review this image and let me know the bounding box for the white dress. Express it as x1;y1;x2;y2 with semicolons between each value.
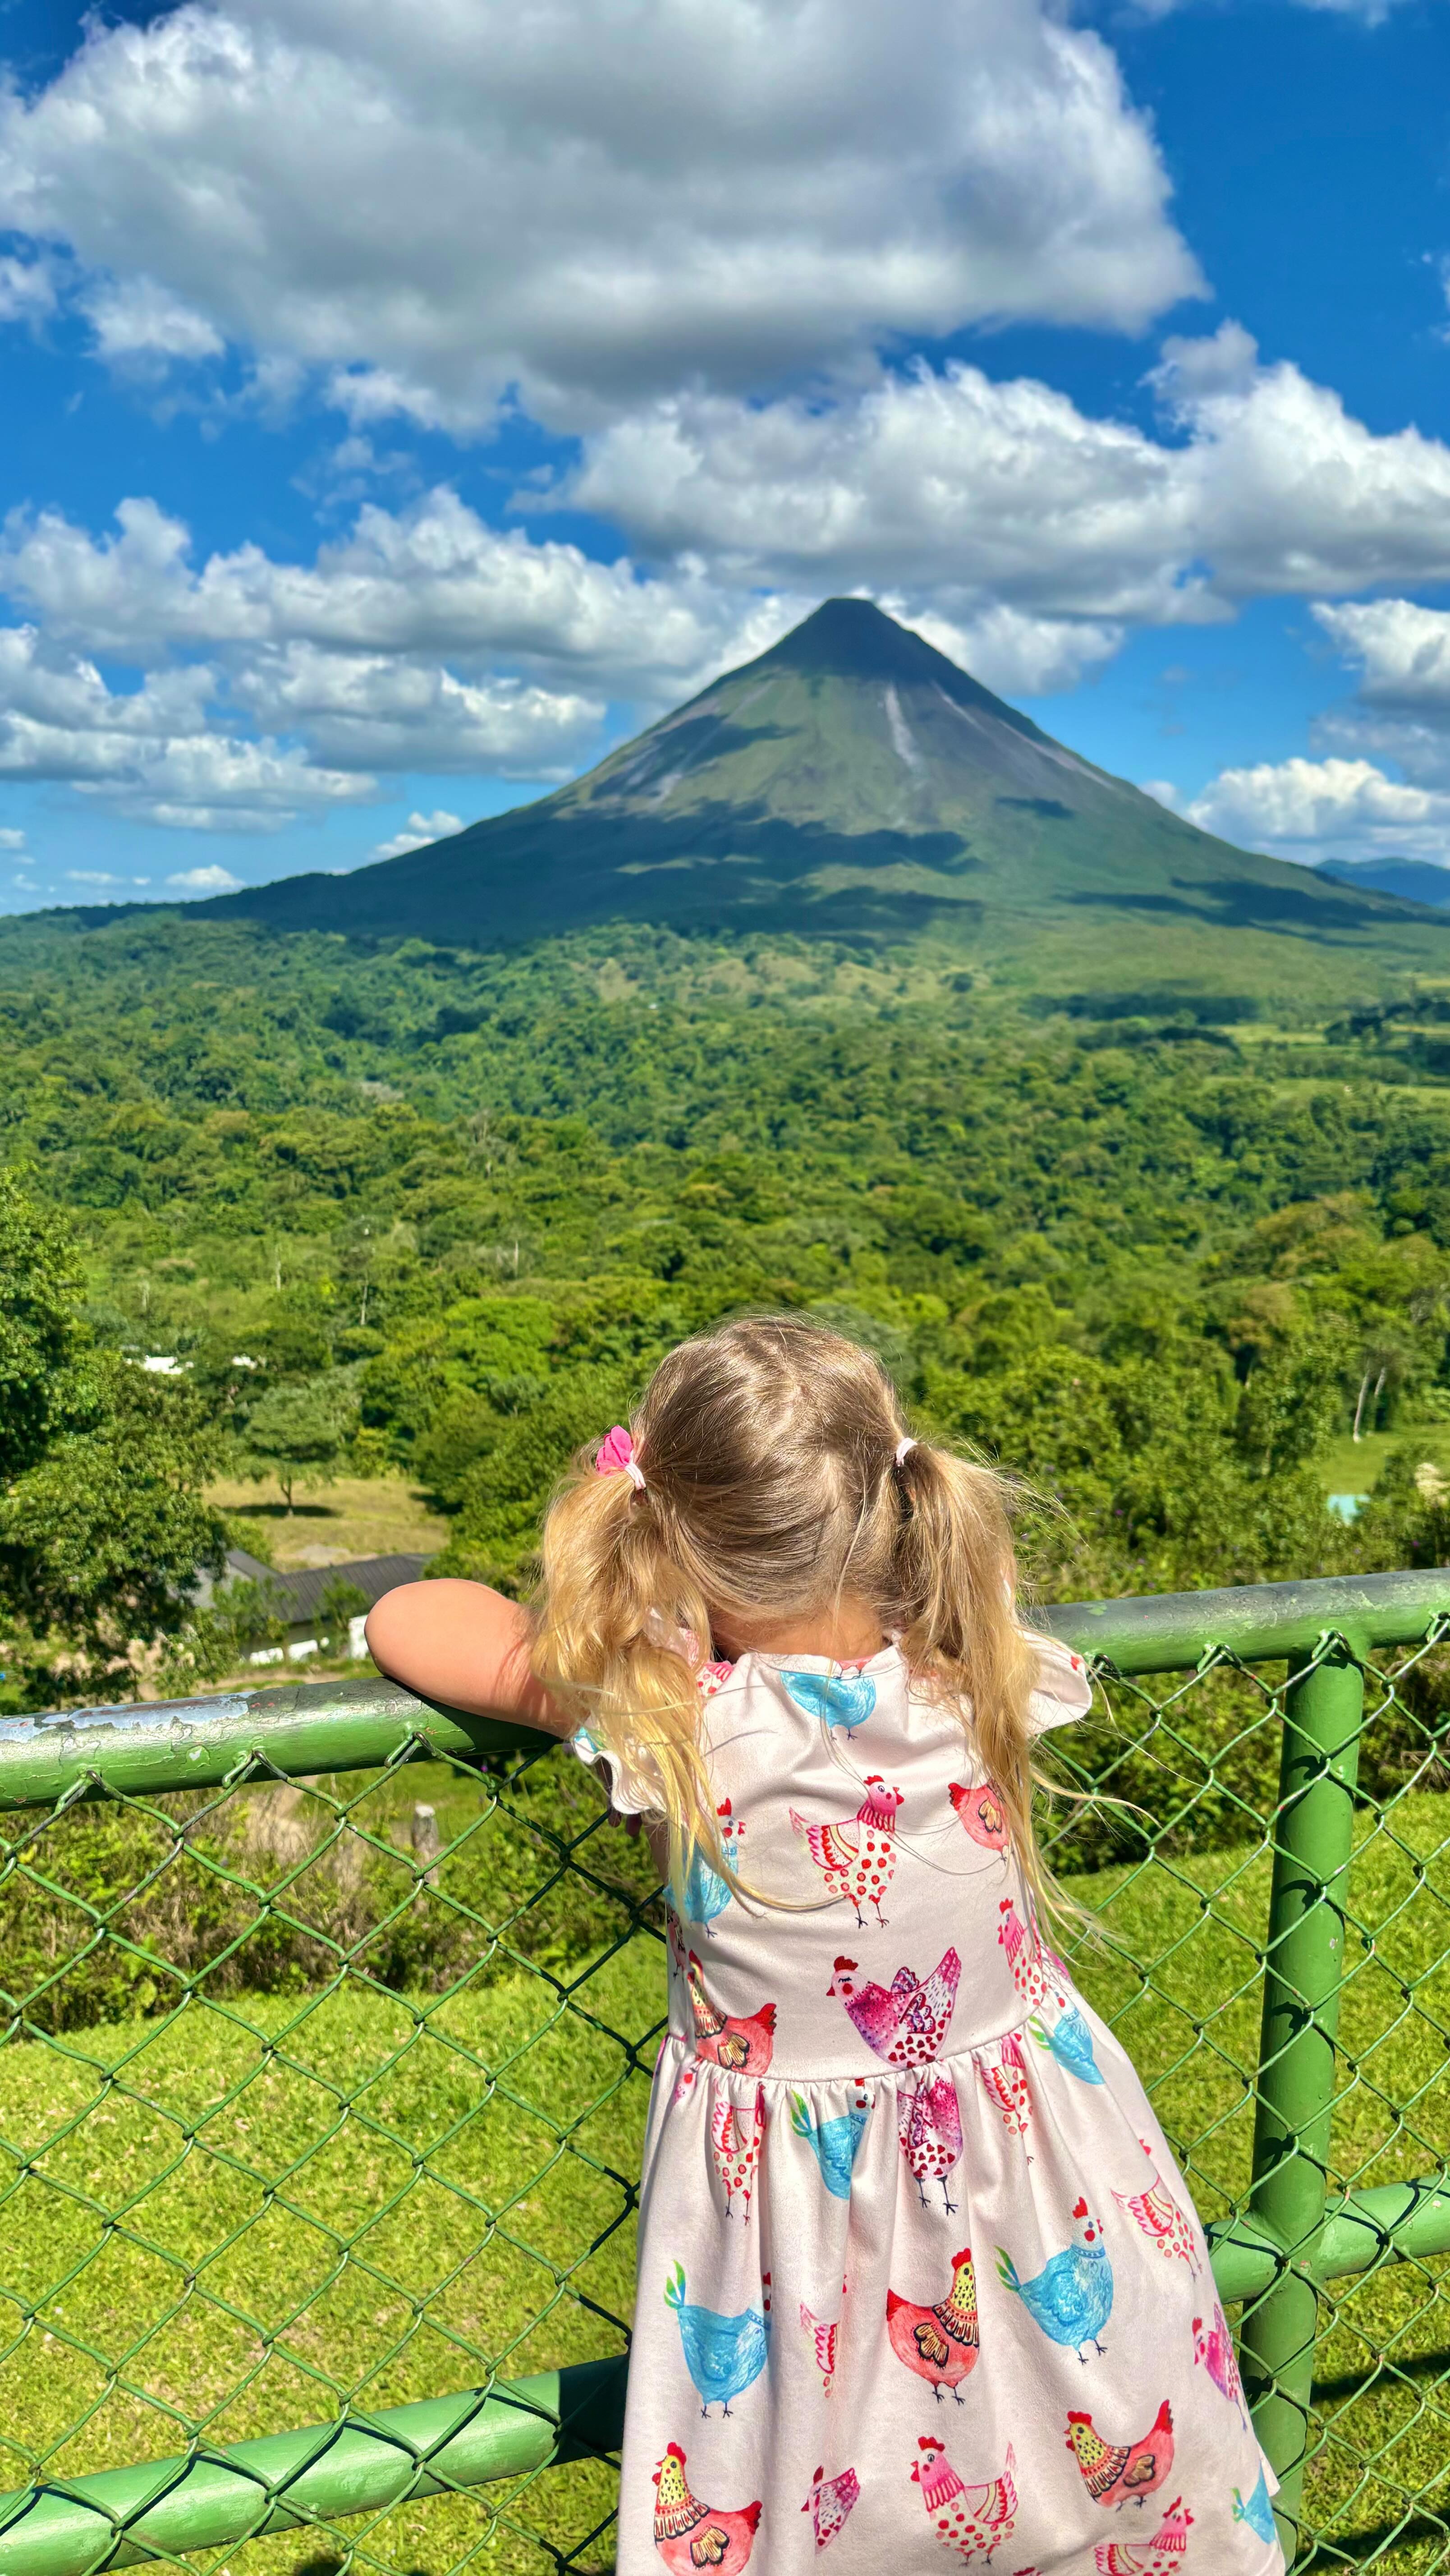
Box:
575;1638;1284;2575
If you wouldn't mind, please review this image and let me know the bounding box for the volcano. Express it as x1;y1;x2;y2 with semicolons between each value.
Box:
208;598;1447;996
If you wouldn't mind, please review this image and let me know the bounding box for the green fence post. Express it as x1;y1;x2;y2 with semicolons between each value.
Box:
1239;1640;1364;2562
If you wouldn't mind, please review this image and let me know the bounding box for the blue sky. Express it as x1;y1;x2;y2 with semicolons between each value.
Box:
1;0;1450;911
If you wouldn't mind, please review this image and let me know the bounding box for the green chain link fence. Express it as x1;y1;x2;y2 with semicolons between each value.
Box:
1;1567;1449;2573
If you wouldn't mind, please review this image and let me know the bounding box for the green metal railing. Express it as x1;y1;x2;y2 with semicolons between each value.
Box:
1;1570;1449;2571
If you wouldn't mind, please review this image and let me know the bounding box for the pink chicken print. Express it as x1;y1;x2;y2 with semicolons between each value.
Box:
1093;2497;1194;2572
911;2436;1017;2559
899;2072;964;2213
802;2464;860;2551
996;1897;1069;2011
711;2085;765;2220
828;1949;961;2066
949;1778;1010;1852
791;1776;904;1926
652;2444;762;2571
799;2279;847;2396
1113;2158;1201;2274
886;2246;979;2402
977;2029;1033;2147
1193;2300;1247;2423
678;1937;776;2076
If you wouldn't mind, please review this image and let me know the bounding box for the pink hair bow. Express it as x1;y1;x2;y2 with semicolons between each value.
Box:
596;1425;646;1491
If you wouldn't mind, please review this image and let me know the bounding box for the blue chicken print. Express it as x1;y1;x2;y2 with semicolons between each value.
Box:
1030;2005;1103;2084
782;1670;877;1734
664;2261;771;2415
1233;2468;1276;2544
996;2195;1113;2359
683;1846;732;1929
789;2087;872;2199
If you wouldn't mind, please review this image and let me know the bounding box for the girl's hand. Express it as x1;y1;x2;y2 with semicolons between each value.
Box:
364;1578;572;1737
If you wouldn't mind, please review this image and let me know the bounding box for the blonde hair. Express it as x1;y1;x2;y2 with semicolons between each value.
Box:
532;1313;1050;1910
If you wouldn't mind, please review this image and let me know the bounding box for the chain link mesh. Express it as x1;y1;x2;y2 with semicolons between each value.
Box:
0;1618;1447;2573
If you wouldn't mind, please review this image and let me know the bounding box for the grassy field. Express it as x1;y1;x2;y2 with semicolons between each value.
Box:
2;1788;1448;2573
211;1477;450;1572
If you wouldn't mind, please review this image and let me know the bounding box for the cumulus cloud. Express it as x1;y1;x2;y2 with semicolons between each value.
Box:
0;826;26;850
373;810;463;860
562;330;1450;618
0;621;373;828
82;275;225;365
230;643;604;774
0;0;1199;424
1186;756;1450;860
167;864;243;892
0;254;56;322
1314;598;1450;713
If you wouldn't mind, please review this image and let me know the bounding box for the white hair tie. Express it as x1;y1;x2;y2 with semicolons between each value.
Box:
895;1437;917;1467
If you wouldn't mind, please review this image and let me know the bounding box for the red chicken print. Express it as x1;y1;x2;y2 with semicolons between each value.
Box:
802;2464;860;2551
1093;2497;1193;2571
996;1897;1069;2011
886;2246;979;2401
899;2074;964;2212
977;2029;1033;2147
949;1778;1010;1851
681;1943;776;2076
652;2443;762;2571
1193;2300;1247;2423
711;2085;766;2219
799;2278;847;2396
911;2435;1017;2559
1065;2400;1175;2510
1112;2153;1200;2274
791;1776;904;1926
828;1949;961;2066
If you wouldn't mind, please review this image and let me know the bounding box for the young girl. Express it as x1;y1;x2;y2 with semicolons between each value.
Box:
367;1315;1283;2575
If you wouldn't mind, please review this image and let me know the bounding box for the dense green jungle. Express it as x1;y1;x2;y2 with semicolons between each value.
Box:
5;900;1450;2014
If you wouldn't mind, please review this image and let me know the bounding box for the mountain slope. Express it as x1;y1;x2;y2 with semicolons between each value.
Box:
204;598;1450;999
1318;855;1450;910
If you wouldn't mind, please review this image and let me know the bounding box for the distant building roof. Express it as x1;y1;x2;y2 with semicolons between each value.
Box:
217;1549;433;1629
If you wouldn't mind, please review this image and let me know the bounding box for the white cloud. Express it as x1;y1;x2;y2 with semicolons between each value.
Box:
1139;778;1179;808
1314;598;1450;713
82;275;225;364
0;621;374;828
561;328;1450;621
66;868;121;884
372;809;463;860
0;825;25;850
230;642;604;773
0;254;56;322
0;0;1199;425
166;864;243;892
1186;756;1450;860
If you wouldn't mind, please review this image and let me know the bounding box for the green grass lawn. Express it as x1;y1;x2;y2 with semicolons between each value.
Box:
2;1791;1449;2575
1318;1426;1450;1503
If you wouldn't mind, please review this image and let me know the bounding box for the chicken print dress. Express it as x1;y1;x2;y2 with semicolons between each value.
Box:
574;1639;1284;2576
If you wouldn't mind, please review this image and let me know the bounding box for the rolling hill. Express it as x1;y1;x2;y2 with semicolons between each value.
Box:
73;600;1450;1004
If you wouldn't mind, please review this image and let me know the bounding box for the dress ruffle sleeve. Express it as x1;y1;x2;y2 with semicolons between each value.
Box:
1022;1626;1095;1732
569;1723;665;1817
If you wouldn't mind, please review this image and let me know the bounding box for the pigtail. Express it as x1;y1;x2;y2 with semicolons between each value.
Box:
531;1441;725;1903
890;1441;1060;1919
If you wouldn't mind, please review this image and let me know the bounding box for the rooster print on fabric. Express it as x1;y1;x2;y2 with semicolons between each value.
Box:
664;2264;770;2417
977;2028;1033;2147
910;2436;1017;2560
652;2443;762;2571
828;1949;960;2065
799;2281;846;2396
783;1669;878;1736
606;1639;1282;2575
683;1801;744;1932
1113;2145;1201;2272
886;2246;979;2402
791;1776;904;1926
1065;2401;1175;2510
997;2195;1113;2360
789;2084;872;2199
710;2085;766;2220
802;2464;860;2551
1093;2498;1194;2572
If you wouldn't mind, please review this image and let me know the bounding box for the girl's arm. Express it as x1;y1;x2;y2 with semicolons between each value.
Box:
364;1579;573;1738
